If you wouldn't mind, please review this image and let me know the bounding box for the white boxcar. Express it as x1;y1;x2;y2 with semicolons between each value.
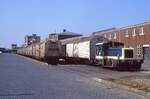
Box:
66;43;74;57
65;35;108;63
77;41;90;59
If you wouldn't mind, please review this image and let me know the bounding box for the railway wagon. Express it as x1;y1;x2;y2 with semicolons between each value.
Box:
30;43;38;58
39;40;60;64
35;43;40;59
59;35;109;64
26;47;29;56
59;35;143;70
17;40;60;65
28;45;33;57
17;47;27;56
17;47;22;55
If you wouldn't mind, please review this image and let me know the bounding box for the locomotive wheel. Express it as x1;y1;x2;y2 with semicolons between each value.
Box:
131;64;141;71
111;60;118;68
47;58;58;65
136;64;141;71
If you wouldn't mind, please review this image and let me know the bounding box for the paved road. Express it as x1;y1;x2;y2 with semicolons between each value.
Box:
0;53;147;99
142;60;150;70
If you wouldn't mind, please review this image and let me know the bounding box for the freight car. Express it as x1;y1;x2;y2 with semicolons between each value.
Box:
17;40;60;65
59;35;143;70
59;35;109;64
17;34;143;70
95;42;143;70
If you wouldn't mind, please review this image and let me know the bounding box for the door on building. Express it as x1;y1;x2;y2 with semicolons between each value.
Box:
143;47;149;60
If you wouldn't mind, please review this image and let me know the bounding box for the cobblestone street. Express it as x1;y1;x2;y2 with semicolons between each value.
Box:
0;53;149;99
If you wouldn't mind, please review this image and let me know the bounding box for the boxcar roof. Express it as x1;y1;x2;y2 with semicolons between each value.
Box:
60;35;108;45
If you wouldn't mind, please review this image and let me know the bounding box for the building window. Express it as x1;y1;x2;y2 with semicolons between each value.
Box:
139;27;144;35
125;30;129;37
113;33;117;39
136;45;142;58
104;34;107;38
132;28;136;36
109;34;112;40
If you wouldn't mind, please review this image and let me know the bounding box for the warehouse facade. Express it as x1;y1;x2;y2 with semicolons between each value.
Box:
93;21;150;60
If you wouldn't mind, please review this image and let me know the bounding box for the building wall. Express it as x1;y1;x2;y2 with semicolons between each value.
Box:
48;34;58;41
25;34;40;46
94;21;150;60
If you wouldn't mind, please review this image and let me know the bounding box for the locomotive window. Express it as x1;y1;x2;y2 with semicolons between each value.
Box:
96;45;103;56
124;50;133;58
107;48;122;56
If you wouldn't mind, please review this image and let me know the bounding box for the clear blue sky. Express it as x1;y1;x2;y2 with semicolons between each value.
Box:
0;0;150;48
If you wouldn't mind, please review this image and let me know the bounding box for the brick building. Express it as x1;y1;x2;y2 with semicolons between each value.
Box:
93;21;150;60
49;29;82;41
24;34;40;46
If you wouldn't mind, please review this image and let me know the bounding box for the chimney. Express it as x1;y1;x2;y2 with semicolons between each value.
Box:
63;29;66;32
